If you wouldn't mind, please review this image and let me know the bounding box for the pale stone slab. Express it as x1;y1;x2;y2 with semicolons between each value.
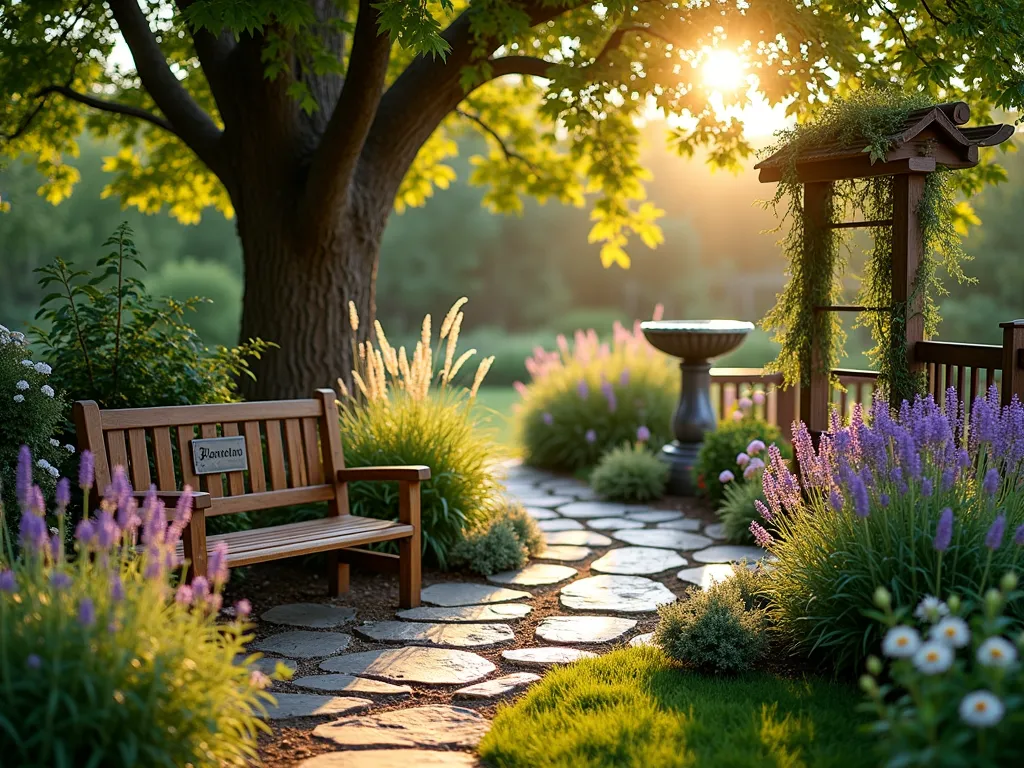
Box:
544;530;614;547
236;656;298;677
314;705;489;750
260;603;356;629
453;672;540;700
657;518;703;531
263;694;370;720
558;501;647;519
420;583;531;607
320;647;495;685
396;603;532;623
299;750;479;768
560;575;677;613
586;517;645;530
676;562;756;588
537;518;584;532
488;563;577;586
625;510;683;523
612;529;713;551
252;630;351;659
629;633;655;647
525;506;560;520
704;522;728;540
502;647;598;667
515;495;574;508
292;674;412;696
535;615;637;644
537;545;592;562
354;621;514;648
590;546;686;575
691;545;769;564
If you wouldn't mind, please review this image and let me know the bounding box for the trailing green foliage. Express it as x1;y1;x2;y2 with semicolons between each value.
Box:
590;443;668;503
450;501;543;576
654;579;769;674
30;224;271;410
694;410;788;506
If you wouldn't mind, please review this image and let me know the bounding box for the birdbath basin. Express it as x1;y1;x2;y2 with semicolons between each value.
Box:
641;320;754;496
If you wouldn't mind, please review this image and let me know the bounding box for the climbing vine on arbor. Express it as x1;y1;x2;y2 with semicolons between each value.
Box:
761;89;973;407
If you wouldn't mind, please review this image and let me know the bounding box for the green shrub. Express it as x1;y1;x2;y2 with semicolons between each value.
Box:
339;299;503;569
451;502;544;576
590;443;668;502
0;451;275;766
31;223;271;410
517;315;677;472
654;579;769;674
718;477;770;545
694;407;789;505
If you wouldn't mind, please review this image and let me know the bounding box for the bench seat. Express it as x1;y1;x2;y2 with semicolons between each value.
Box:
174;515;414;569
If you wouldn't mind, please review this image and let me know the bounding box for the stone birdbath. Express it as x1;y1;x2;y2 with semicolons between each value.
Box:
640;320;754;496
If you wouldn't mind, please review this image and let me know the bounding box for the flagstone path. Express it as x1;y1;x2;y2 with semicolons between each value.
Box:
247;459;769;766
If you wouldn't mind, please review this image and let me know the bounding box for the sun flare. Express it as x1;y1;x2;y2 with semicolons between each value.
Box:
701;49;747;94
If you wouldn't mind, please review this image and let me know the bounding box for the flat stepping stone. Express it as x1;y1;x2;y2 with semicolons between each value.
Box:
586;517;645;530
320;647;495;685
541;484;599;500
488;563;577;586
535;615;637;644
537;518;584;532
590;546;686;575
396;603;532;623
544;530;613;547
299;750;479;768
691;545;769;564
557;501;647;519
263;693;370;720
292;673;412;695
454;672;541;700
629;633;655;647
354;621;514;648
525;507;560;520
560;575;676;613
252;630;351;659
704;522;728;540
677;563;754;587
260;603;356;629
314;705;489;750
236;656;298;676
502;647;598;667
657;518;703;531
625;510;683;523
537;545;592;562
612;529;713;551
515;495;574;508
420;583;531;606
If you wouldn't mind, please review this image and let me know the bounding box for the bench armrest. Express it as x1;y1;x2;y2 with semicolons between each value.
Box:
131;490;213;511
337;466;431;482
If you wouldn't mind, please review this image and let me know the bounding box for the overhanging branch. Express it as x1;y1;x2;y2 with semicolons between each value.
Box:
39;85;177;133
456;108;540;172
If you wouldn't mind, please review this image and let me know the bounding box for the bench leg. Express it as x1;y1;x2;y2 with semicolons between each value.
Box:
181;509;208;581
398;481;422;609
327;552;350;597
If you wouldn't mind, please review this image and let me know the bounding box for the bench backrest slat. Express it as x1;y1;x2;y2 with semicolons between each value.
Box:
73;389;347;517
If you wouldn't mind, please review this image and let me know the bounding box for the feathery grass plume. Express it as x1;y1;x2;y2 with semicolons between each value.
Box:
471;356;495;398
336;377;349;398
441;311;464;383
440;297;469;340
448;348;477;382
348;301;359;332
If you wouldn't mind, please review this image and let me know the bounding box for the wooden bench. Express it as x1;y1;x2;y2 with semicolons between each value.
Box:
73;389;428;607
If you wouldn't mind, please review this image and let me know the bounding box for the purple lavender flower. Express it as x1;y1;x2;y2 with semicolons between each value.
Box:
851;475;870;518
117;496;140;532
95;511;119;550
0;570;16;592
1014;524;1024;547
26;654;41;670
921;478;933;498
879;493;890;508
829;488;844;512
601;380;617;412
985;513;1007;551
636;425;651;443
983;468;1000;496
75;519;96;547
110;576;125;602
941;468;956;492
49;533;61;562
619;369;630;387
18;511;48;554
27;485;44;514
79;450;94;491
585;429;597;444
750;521;774;548
49;572;71;591
934;508;953;552
577;379;589;400
191;576;210;602
209;542;230;586
754;499;772;522
77;597;96;627
55;478;71;509
542;412;554;426
175;585;194;606
16;445;32;509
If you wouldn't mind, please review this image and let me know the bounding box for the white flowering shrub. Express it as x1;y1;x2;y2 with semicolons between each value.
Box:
862;577;1024;767
0;324;68;516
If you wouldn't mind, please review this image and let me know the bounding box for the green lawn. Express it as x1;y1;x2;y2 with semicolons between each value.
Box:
473;386;520;452
479;646;870;768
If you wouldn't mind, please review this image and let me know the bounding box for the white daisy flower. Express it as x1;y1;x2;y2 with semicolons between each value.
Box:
34;362;51;375
40;385;54;398
977;637;1017;668
49;438;60;448
882;626;922;658
912;641;954;675
959;691;1005;728
21;359;33;367
64;444;75;454
12;394;24;403
15;380;29;391
931;617;971;648
914;595;950;623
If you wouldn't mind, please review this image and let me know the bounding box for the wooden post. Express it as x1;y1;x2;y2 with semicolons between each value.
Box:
890;174;927;407
1000;319;1024;406
775;385;797;439
397;480;422;609
799;181;832;434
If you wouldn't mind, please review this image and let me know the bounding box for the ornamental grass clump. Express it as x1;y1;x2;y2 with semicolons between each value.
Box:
517;307;676;472
861;577;1024;767
590;441;668;502
339;299;503;569
0;449;275;767
761;388;1024;675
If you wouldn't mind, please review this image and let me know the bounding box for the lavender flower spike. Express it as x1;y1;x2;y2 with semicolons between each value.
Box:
55;478;71;510
1015;524;1024;547
77;597;96;627
983;468;1000;497
985;513;1007;551
16;445;32;509
934;508;953;552
750;521;774;549
79;450;94;491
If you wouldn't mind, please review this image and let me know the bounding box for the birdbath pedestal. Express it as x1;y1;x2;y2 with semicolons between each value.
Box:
640;320;754;496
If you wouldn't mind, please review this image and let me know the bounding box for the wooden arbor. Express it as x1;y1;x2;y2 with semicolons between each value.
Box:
754;102;1014;433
